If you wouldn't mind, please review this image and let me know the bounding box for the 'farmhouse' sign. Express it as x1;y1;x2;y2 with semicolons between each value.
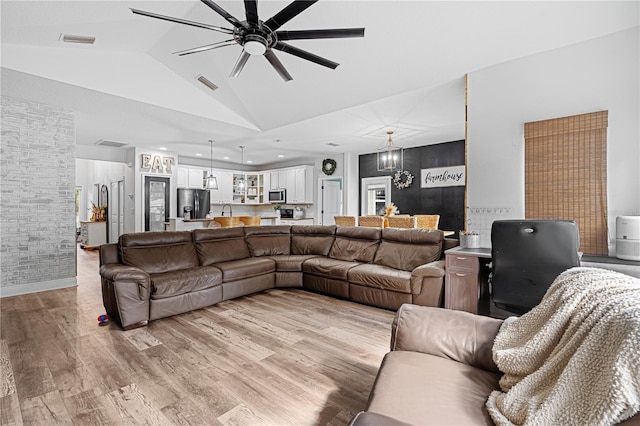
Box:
420;166;466;188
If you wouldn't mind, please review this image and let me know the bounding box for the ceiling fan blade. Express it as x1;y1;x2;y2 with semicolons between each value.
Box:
244;0;259;27
264;50;293;82
273;41;338;69
263;0;317;32
230;50;251;77
173;39;236;56
130;8;233;34
200;0;245;29
276;28;365;40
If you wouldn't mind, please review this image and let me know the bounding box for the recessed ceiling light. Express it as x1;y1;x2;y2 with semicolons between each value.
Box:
278;154;285;158
195;153;202;157
246;160;253;164
223;156;229;160
159;147;167;151
60;34;95;44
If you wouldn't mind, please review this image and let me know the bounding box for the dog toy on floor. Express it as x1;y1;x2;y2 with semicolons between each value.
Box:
97;314;109;326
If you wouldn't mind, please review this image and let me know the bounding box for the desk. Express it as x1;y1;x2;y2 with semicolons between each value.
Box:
444;246;491;314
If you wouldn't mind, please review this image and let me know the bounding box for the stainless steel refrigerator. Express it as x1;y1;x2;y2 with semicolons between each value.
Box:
177;188;210;219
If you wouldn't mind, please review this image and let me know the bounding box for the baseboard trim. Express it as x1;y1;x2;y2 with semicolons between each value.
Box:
0;277;78;298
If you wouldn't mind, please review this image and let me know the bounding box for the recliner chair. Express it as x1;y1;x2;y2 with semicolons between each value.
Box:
490;219;580;315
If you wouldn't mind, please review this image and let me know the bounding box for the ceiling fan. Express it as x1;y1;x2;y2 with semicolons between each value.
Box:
131;0;365;82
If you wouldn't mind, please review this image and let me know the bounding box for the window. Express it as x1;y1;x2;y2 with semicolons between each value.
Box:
524;111;608;255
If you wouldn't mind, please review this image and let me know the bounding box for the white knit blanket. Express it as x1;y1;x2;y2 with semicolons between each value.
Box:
486;267;640;426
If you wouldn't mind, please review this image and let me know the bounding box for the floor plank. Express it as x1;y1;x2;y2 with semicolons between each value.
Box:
0;246;396;425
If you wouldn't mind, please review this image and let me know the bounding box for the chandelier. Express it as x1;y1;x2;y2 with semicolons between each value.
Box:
377;130;403;172
205;140;218;189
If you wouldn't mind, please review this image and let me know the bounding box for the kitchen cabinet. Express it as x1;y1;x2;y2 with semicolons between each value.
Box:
177;167;206;189
270;170;286;190
209;170;233;204
284;166;313;203
79;221;107;249
188;168;205;189
177;167;188;188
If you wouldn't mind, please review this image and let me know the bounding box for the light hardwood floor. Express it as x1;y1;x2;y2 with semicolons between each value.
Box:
1;247;396;425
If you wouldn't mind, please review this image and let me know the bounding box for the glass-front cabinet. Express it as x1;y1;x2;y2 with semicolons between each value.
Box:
232;173;265;204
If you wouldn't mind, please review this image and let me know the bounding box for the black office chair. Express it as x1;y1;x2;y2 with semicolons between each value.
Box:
490;219;581;316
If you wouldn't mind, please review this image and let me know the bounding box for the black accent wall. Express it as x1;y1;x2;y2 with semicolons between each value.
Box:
359;140;465;234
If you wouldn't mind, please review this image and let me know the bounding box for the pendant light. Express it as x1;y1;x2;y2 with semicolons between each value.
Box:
205;140;218;189
237;146;247;191
377;130;403;172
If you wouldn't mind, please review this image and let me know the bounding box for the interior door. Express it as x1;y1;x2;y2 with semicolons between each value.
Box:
145;176;170;232
361;176;391;215
321;179;342;225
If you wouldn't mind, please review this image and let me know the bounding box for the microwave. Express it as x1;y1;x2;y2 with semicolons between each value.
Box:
268;189;286;203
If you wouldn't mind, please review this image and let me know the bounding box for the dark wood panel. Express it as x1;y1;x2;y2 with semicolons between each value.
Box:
359;140;465;233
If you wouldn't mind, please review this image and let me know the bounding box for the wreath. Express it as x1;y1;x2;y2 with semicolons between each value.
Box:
394;170;414;189
322;158;337;175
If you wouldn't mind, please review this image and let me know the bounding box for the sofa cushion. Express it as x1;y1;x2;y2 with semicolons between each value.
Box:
214;257;275;282
291;225;336;255
374;229;443;272
244;225;291;256
348;264;412;293
150;265;222;300
329;226;381;262
366;351;500;425
192;227;251;265
268;254;322;272
303;257;361;280
120;231;198;274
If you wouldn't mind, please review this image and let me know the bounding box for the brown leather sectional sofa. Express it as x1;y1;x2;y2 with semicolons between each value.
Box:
100;225;457;330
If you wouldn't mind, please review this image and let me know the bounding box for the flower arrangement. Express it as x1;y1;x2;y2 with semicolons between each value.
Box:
384;202;398;217
90;202;106;222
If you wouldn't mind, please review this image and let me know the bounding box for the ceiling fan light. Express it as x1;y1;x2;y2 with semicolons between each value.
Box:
244;39;266;55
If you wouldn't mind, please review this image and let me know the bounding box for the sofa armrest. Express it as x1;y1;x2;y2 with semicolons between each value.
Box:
390;304;503;373
100;264;151;329
409;260;445;307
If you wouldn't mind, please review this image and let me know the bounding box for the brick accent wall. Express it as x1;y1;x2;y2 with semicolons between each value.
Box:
1;96;76;295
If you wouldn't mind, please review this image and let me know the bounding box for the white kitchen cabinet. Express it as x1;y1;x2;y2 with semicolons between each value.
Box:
210;170;234;204
188;168;205;189
79;221;107;249
284;166;313;203
269;171;280;190
177;167;188;188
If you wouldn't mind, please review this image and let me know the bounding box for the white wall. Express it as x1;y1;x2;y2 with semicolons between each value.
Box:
467;27;640;253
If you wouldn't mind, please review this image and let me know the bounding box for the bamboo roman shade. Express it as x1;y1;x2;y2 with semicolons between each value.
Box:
524;111;608;255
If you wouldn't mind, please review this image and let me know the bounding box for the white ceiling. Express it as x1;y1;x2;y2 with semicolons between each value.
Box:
1;1;638;167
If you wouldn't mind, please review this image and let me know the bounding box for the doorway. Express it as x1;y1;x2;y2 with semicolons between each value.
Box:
145;176;170;232
361;176;391;215
110;179;124;243
319;178;343;225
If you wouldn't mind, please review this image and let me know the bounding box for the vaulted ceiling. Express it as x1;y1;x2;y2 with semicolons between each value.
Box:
2;1;637;166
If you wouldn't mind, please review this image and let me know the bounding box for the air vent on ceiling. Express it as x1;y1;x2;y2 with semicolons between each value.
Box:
197;75;218;92
95;139;128;148
60;34;95;44
327;142;340;147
